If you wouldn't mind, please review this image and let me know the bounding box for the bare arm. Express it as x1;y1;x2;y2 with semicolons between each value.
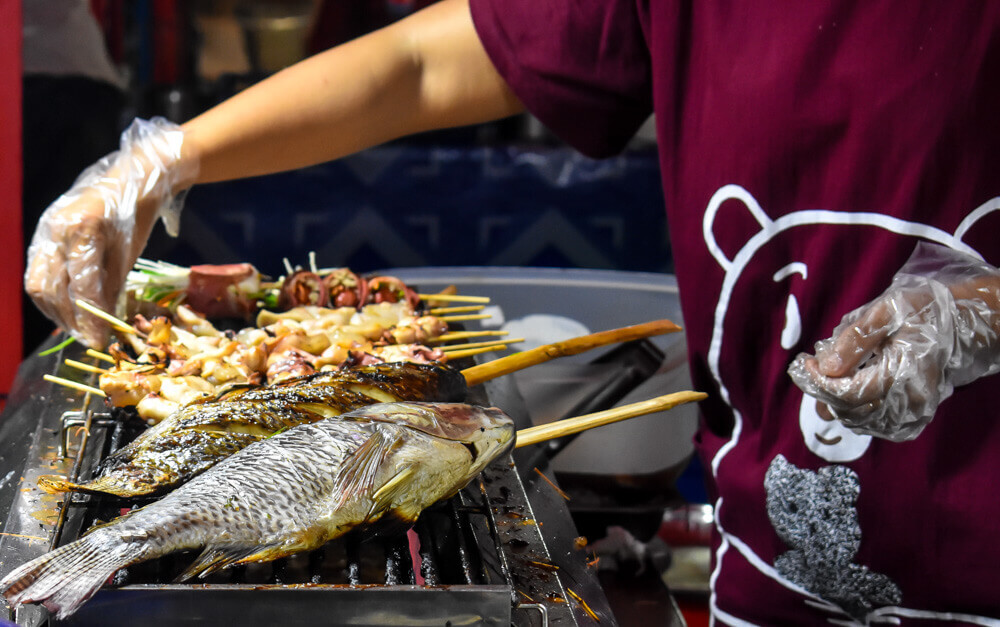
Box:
183;0;524;183
25;0;520;348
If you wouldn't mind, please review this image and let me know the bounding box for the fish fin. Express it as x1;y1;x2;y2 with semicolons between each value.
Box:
293;402;344;419
38;474;157;499
176;547;235;581
333;430;402;508
0;531;140;620
37;475;80;494
177;543;284;581
367;465;417;521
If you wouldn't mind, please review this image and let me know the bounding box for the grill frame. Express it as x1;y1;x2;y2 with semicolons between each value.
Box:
0;339;616;626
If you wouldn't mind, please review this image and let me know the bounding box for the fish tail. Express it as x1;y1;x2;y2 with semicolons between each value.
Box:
36;475;82;494
0;532;142;619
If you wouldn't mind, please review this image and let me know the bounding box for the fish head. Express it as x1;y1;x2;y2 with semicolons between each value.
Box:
359;402;515;475
442;404;516;478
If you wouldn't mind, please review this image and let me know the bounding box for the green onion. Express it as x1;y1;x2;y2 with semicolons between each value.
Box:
38;337;76;356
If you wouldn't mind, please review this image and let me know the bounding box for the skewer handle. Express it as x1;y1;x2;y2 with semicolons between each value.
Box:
43;374;106;398
74;299;138;335
461;318;682;386
515;391;706;448
417;294;490;304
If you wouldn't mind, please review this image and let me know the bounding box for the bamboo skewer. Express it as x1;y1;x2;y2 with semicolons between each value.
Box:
438;313;492;322
426;305;486;315
86;349;116;365
43;375;106;398
443;345;508;360
86;349;149;371
434;330;509;342
417;294;490;304
441;338;524;352
64;359;107;375
73;299;141;336
461;319;683;387
515;391;706;448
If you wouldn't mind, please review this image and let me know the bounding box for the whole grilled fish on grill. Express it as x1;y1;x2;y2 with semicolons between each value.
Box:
39;362;468;498
3;401;514;619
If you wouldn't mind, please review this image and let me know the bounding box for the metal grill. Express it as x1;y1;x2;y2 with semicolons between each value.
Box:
0;342;615;626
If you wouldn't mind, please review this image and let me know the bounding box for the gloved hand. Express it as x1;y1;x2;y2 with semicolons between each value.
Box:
788;242;1000;441
24;117;197;348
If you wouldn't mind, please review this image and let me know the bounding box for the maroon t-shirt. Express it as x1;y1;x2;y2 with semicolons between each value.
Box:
471;0;1000;623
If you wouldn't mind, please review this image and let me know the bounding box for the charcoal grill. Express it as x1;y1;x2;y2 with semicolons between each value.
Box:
0;338;619;626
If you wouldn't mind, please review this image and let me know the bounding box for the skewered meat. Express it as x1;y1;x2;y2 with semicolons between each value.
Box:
277;270;328;308
126;260;445;320
323;267;368;307
368;275;420;308
101;302;453;411
186;263;261;320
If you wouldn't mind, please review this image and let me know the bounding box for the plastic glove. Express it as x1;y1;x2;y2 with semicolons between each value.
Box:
24;117;197;349
788;242;1000;441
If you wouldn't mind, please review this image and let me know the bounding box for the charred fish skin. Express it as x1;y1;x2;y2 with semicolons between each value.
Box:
41;362;470;497
233;361;468;404
2;402;514;619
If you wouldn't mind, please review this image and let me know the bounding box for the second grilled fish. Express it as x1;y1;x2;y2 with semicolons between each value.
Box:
40;362;468;497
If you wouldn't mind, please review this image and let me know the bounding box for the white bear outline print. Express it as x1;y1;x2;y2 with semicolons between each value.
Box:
702;184;1000;626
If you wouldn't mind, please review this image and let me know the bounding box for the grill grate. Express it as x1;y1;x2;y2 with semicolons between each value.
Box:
0;342;618;626
54;409;502;591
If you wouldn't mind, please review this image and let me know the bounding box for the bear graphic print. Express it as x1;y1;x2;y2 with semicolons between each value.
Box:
699;184;1000;626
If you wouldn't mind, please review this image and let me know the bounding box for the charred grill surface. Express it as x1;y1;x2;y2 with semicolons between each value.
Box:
0;340;617;626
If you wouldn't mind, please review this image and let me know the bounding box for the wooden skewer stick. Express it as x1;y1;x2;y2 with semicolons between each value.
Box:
515;391;706;448
427;305;486;315
439;313;492;322
43;374;106;398
74;299;141;336
441;338;524;352
86;349;145;371
461;318;682;387
417;294;490;304
444;344;508;360
64;359;107;375
85;349;117;365
434;330;509;342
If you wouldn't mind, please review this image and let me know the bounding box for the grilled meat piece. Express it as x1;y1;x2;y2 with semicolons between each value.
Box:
4;402;515;619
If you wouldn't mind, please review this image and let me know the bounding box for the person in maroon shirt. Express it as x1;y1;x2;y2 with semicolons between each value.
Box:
23;1;1000;623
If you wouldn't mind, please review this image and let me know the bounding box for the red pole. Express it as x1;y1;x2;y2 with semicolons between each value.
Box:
0;0;24;405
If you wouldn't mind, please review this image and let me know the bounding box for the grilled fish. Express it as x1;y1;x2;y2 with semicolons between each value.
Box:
3;401;514;619
39;362;468;497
